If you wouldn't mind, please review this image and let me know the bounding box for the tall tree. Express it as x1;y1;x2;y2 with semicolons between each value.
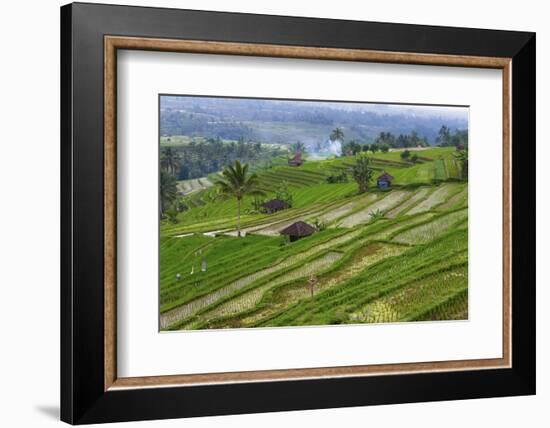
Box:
330;127;345;142
436;125;451;146
160;171;178;216
160;147;181;175
214;161;264;237
410;130;420;146
351;154;374;194
375;131;397;148
342;140;362;156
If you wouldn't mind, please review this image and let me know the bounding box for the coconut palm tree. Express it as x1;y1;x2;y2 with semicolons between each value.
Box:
160;147;181;176
330;127;345;142
289;141;306;155
214;160;264;237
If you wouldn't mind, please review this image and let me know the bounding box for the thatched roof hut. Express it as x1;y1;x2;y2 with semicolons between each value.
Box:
280;221;316;242
288;152;304;166
261;199;290;214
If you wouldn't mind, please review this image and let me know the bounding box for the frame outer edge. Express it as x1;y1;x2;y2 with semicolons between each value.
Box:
63;3;536;423
510;33;536;392
60;3;75;424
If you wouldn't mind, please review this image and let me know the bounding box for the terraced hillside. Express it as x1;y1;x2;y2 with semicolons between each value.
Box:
177;177;213;196
160;147;468;330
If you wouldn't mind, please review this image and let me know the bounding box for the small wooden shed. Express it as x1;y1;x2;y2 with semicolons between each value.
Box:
377;172;394;189
280;221;316;242
261;199;290;214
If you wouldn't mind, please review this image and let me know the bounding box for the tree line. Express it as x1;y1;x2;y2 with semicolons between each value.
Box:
435;126;468;148
339;129;428;156
159;138;281;219
163;138;284;180
339;126;466;156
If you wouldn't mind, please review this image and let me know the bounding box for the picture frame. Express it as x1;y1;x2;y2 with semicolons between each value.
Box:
61;2;535;424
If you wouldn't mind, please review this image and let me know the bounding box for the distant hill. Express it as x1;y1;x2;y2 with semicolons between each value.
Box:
160;96;468;146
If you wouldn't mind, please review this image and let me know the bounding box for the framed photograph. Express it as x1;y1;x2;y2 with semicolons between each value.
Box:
61;2;535;424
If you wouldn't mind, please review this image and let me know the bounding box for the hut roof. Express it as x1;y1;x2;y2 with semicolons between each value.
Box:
262;199;289;211
280;221;316;237
288;152;303;165
377;172;394;182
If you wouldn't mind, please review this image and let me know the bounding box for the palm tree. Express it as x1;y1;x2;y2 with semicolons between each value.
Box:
330;127;345;142
214;160;264;237
289;141;306;155
160;147;181;176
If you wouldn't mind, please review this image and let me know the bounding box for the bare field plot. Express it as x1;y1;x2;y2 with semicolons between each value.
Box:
386;188;429;218
407;184;458;214
437;186;468;211
177;177;213;195
319;193;378;223
339;191;410;228
369;213;436;240
392;209;468;245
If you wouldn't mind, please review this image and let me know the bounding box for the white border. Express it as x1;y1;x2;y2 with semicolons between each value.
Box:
117;50;503;378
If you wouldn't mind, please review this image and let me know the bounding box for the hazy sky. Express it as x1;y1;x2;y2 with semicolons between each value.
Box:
161;95;468;123
271;100;469;121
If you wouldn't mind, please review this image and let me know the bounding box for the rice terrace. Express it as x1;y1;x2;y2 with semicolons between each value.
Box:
159;95;469;331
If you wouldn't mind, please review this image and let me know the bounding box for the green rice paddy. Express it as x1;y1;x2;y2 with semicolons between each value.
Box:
160;147;468;330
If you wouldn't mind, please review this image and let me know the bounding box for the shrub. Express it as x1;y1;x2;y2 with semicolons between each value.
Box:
325;171;348;184
166;206;180;224
275;180;293;207
369;209;385;221
312;218;328;231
